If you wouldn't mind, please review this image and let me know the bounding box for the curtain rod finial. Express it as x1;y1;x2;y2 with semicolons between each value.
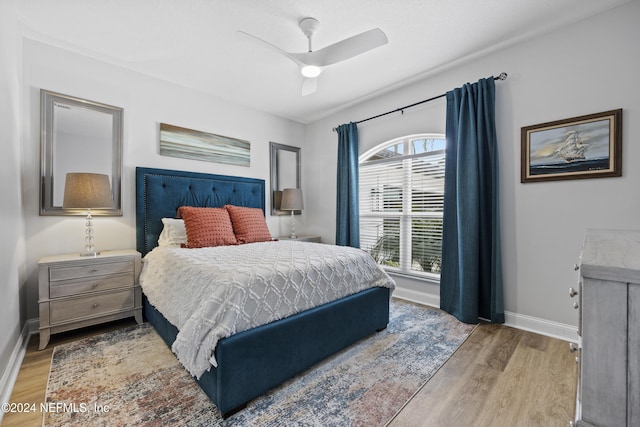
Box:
497;72;507;81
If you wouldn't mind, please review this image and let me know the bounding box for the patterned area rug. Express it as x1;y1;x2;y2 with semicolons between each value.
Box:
44;299;475;426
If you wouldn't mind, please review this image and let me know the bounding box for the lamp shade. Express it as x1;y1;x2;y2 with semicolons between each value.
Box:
63;173;114;209
280;188;303;211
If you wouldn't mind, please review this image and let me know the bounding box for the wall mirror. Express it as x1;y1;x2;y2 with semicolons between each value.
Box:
40;90;123;216
270;142;301;215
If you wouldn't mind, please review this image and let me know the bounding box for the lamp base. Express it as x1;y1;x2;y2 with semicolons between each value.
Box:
289;210;297;239
80;251;100;257
80;209;100;257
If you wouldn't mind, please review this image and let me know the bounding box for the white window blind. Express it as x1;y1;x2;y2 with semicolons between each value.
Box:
359;135;445;278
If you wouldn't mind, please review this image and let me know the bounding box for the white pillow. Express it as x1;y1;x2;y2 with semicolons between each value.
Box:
157;218;187;246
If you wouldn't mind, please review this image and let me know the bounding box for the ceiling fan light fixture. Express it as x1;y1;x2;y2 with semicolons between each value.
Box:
238;16;387;95
300;65;322;78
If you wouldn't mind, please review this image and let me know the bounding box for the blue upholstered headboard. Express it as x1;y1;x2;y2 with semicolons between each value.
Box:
136;167;266;256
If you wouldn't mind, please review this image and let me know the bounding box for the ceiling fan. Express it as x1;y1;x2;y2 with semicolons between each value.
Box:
237;18;388;96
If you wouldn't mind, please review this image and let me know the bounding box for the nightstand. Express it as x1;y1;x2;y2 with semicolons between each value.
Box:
38;249;142;350
279;235;321;243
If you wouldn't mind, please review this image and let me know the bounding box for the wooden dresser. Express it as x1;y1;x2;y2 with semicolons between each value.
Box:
38;249;142;350
573;229;640;426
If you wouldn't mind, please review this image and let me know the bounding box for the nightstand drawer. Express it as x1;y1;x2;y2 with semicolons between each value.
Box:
50;289;134;324
50;273;134;298
49;260;134;281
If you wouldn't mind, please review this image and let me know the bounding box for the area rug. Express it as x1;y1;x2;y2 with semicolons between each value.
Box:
44;299;476;426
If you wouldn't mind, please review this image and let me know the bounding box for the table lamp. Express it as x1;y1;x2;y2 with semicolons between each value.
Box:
281;188;304;239
63;172;114;256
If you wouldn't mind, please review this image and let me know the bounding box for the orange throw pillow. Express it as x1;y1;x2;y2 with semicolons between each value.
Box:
177;206;238;248
225;205;272;244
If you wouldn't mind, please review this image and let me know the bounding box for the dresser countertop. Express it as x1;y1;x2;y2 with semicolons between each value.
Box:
581;229;640;283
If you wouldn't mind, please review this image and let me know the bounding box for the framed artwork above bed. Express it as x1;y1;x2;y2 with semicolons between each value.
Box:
159;123;251;167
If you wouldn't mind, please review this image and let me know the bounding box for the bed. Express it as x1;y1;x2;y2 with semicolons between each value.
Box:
135;166;393;417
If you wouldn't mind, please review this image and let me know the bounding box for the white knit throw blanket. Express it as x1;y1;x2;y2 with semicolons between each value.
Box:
140;241;395;378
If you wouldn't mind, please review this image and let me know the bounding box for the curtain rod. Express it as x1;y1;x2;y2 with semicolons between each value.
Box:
332;72;507;132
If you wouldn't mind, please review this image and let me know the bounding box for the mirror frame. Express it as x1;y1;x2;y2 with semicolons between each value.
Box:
270;142;301;216
40;90;123;216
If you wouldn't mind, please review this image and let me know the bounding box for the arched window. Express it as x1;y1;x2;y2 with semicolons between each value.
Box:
359;133;445;279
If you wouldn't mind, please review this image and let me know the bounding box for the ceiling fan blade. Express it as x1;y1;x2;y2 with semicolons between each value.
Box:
301;76;318;96
236;30;303;67
292;28;388;67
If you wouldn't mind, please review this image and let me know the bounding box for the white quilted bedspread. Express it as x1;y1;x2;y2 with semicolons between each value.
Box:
140;240;395;378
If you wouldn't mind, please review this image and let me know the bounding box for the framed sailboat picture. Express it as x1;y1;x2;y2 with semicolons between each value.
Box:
521;109;622;183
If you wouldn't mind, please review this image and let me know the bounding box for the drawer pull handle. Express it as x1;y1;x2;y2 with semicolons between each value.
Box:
91;268;99;273
92;283;99;288
569;287;578;298
93;303;99;308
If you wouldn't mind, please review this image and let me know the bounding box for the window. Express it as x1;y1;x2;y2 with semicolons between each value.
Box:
359;134;445;280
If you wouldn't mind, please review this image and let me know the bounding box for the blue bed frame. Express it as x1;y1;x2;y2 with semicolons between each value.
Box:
136;167;390;417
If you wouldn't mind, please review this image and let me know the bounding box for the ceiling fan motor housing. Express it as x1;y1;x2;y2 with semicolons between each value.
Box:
299;17;320;40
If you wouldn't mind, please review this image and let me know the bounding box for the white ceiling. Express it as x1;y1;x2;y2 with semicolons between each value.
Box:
16;0;631;124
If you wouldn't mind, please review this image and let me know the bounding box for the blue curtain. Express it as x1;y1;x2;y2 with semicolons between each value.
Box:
335;122;360;247
440;77;504;324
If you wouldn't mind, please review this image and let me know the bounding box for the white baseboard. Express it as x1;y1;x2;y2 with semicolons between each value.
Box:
393;287;578;343
503;311;578;343
392;286;440;308
0;318;38;423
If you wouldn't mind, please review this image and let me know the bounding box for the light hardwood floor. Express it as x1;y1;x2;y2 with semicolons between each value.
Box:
388;323;577;427
2;319;577;427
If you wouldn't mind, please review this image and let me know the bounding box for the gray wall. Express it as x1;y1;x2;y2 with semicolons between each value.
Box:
303;1;640;329
19;39;306;321
0;0;27;405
